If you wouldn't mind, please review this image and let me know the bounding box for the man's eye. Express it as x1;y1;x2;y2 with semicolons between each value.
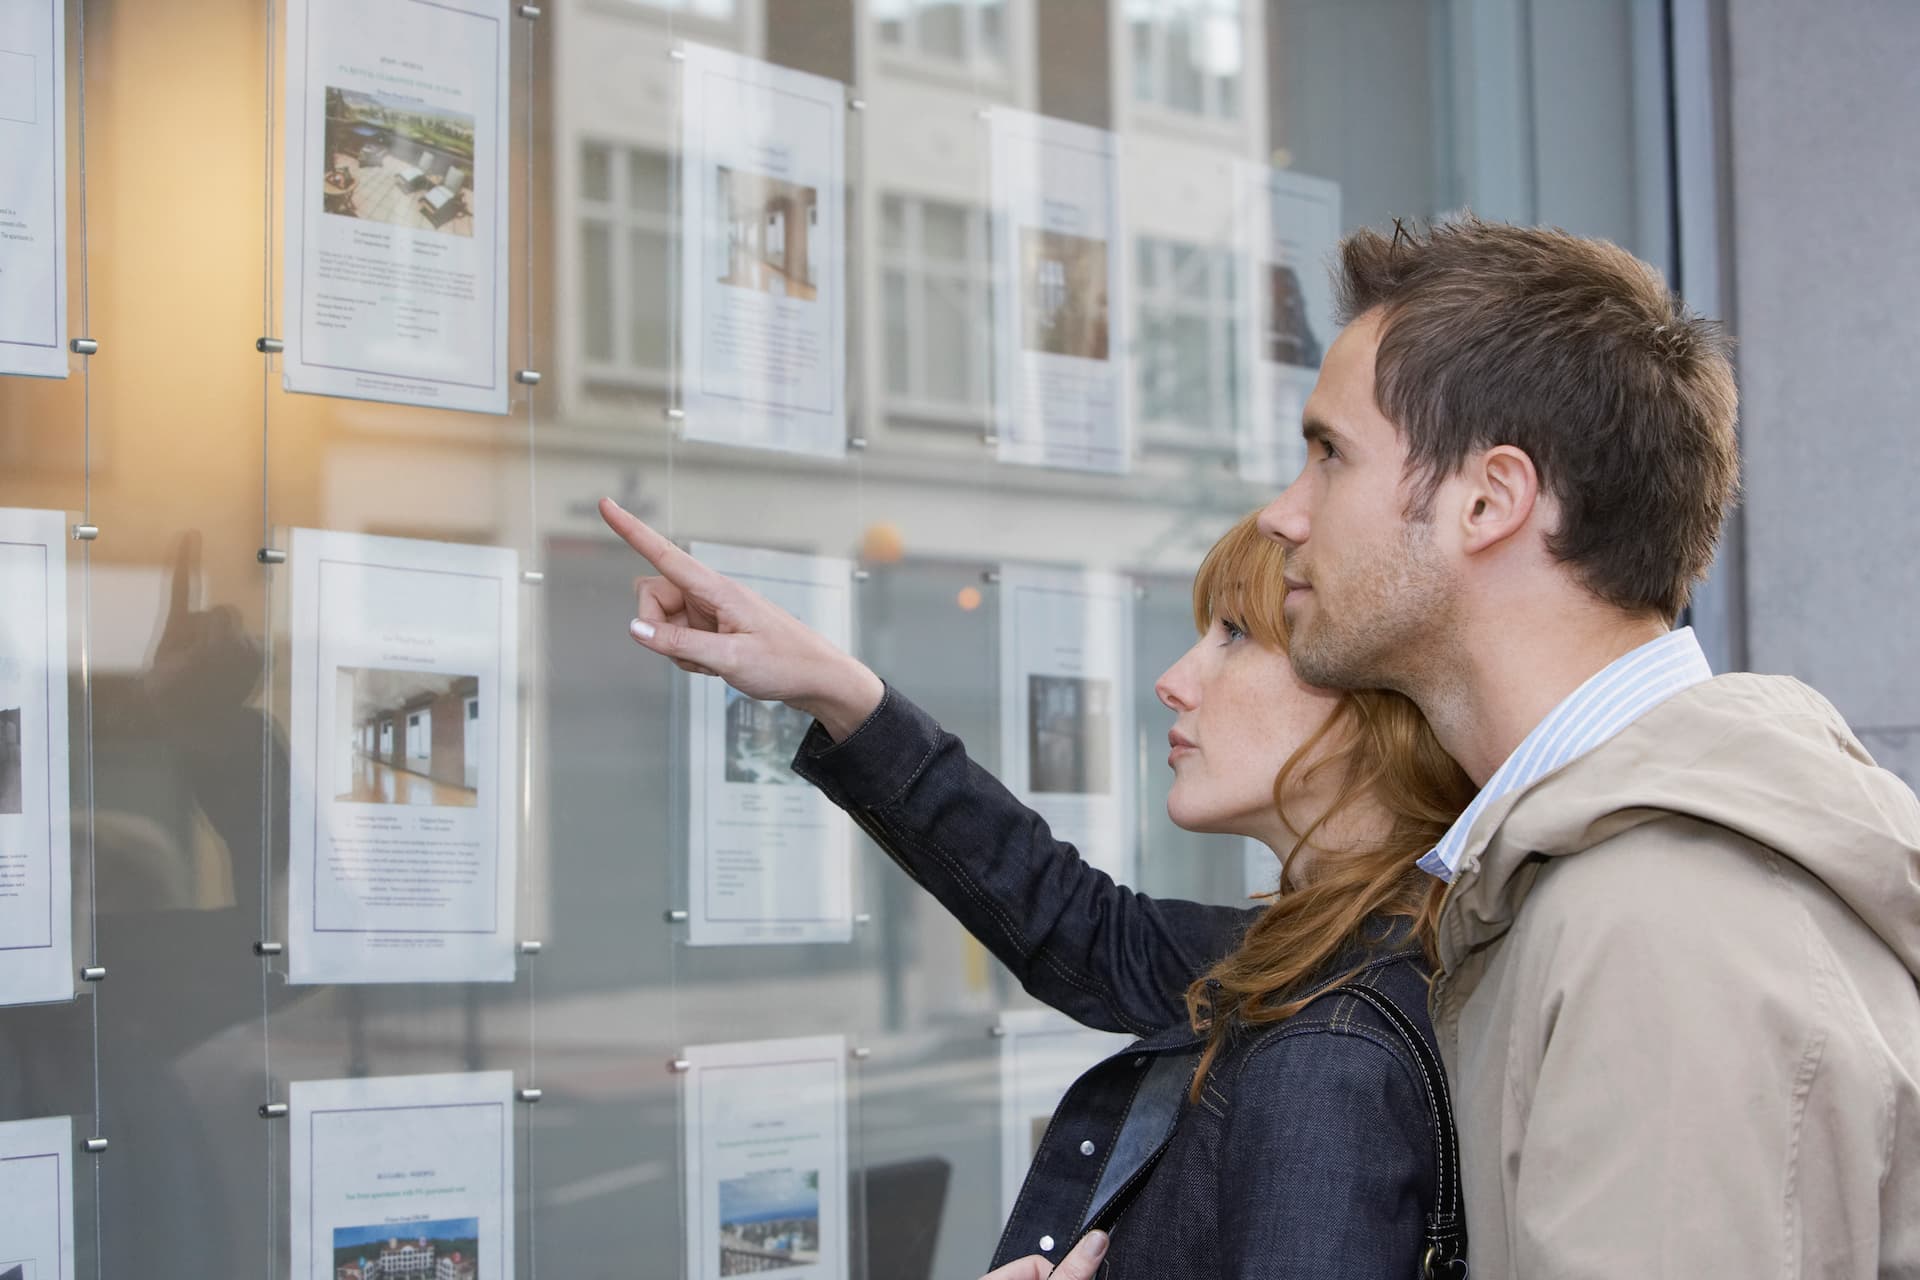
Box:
1317;439;1339;462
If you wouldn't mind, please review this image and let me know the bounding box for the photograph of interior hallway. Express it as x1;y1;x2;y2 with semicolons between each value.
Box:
335;667;482;808
716;165;820;302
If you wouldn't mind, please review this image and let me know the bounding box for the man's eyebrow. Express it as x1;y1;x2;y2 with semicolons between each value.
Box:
1301;416;1342;448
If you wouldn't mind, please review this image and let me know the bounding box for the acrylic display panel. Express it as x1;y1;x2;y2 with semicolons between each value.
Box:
0;2;1676;1277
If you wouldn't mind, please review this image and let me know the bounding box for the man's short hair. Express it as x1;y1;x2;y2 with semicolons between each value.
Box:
1336;215;1740;621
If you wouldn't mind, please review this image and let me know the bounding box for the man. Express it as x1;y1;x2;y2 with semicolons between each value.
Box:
1258;216;1920;1276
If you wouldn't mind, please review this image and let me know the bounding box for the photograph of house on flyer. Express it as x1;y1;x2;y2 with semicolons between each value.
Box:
686;542;854;946
0;0;66;379
284;0;509;413
0;508;71;1008
0;1116;75;1280
990;109;1127;474
678;43;847;458
1234;164;1341;488
287;528;519;984
681;1037;847;1280
290;1073;511;1280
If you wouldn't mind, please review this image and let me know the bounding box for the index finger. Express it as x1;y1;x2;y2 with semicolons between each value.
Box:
599;498;725;596
168;530;202;625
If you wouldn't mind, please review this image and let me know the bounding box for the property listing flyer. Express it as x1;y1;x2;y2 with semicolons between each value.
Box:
290;1072;513;1280
686;542;853;946
996;564;1137;884
0;0;67;379
1235;165;1341;488
997;1010;1131;1219
0;508;70;1007
989;109;1127;474
284;0;510;413
287;529;519;984
678;44;847;458
0;1115;75;1280
681;1036;848;1280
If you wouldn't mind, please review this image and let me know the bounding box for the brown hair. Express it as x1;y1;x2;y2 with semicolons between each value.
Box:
1183;515;1473;1092
1337;215;1740;620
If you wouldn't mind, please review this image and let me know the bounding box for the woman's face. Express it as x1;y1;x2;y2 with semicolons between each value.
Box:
1155;617;1345;849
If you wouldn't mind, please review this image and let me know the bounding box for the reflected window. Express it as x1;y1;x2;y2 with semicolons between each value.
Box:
1135;236;1241;445
579;141;676;388
879;194;994;421
1127;0;1244;121
876;0;1008;71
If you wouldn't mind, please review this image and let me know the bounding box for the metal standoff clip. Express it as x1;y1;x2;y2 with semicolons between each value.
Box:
981;569;1002;585
849;97;868;112
71;524;99;542
851;569;871;583
1132;584;1149;602
515;369;542;386
83;1137;109;1154
258;547;287;565
80;965;106;982
988;1024;1007;1039
520;569;545;586
853;912;872;926
517;1087;544;1103
517;939;544;956
253;940;284;957
664;908;690;924
668;47;686;61
516;2;542;16
848;435;868;451
663;406;686;422
259;1102;289;1119
69;337;98;355
849;1046;871;1061
668;1058;692;1074
982;430;1000;447
255;337;285;354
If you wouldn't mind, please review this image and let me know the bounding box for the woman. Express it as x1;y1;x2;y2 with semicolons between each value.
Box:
600;499;1475;1279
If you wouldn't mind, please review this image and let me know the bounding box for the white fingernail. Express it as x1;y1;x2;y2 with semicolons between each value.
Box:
630;619;656;642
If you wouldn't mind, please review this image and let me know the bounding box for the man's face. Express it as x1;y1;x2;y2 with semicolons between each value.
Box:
1257;311;1458;691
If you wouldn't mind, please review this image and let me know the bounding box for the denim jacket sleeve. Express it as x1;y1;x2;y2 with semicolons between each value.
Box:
792;684;1259;1036
1215;1003;1434;1278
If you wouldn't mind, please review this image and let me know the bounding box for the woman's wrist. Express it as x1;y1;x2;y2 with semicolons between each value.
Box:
790;658;885;743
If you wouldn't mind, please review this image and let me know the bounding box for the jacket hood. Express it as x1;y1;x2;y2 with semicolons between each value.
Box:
1438;673;1920;982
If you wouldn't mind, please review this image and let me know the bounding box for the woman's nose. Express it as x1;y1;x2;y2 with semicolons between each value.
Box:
1155;649;1197;712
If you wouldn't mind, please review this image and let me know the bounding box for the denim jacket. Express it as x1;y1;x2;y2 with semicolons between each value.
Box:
792;686;1445;1280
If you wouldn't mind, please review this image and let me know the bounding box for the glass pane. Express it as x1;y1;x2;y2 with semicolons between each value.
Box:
1171;242;1208;303
1165;17;1205;113
978;0;1006;61
922;202;970;262
881;195;908;252
883;269;912;396
924;278;971;403
627;148;671;214
917;0;966;59
582;222;614;363
874;0;908;44
581;141;612;202
628;227;670;369
1131;19;1156;103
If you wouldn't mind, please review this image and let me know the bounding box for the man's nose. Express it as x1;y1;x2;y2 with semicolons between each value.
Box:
1257;476;1310;549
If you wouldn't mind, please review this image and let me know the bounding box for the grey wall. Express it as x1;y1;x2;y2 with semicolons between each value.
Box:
1725;0;1920;786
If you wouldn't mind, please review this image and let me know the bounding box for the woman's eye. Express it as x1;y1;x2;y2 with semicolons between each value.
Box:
1219;618;1246;643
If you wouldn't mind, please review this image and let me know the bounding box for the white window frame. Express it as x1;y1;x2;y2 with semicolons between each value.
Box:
878;193;995;429
1133;235;1241;456
577;138;677;393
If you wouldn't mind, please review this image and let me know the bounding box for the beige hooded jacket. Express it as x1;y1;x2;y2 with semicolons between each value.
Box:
1429;673;1920;1278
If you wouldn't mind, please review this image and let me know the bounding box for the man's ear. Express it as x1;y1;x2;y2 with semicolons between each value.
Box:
1456;445;1539;554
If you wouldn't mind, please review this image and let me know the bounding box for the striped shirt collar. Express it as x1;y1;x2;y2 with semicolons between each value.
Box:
1418;627;1714;882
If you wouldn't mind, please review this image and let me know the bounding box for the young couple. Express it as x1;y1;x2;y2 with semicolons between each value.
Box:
604;217;1920;1279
